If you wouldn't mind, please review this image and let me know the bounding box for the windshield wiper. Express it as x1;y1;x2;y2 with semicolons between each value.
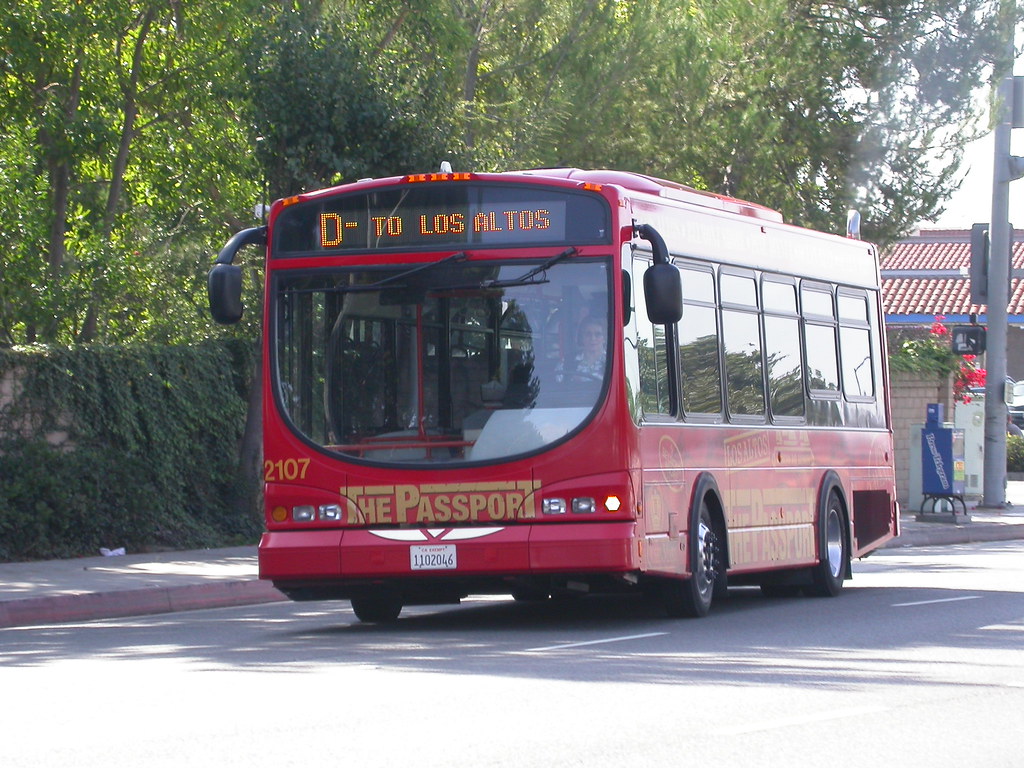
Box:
450;247;578;290
481;246;577;288
365;250;469;289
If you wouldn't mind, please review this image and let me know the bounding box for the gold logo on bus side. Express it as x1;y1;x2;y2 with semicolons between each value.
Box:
723;430;773;468
340;481;542;525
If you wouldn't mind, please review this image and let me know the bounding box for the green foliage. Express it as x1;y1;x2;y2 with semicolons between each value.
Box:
0;0;262;346
888;335;963;376
245;6;468;198
2;0;1016;348
0;342;260;562
889;318;986;402
1007;434;1024;474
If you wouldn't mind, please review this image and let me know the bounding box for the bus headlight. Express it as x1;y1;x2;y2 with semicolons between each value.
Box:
542;498;567;515
293;505;316;522
572;497;597;514
604;495;622;512
319;504;343;521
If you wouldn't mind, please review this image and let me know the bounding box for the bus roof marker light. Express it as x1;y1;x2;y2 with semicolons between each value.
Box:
847;209;862;239
405;172;473;183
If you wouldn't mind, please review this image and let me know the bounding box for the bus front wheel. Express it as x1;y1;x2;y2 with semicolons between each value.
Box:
663;500;719;618
351;596;403;623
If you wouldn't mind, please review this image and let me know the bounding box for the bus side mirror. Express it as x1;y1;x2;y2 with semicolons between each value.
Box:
207;225;266;325
208;263;244;324
644;262;682;325
634;222;682;325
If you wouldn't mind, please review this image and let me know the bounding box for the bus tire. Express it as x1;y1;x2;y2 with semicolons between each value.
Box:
806;488;848;597
663;499;719;618
351;596;403;623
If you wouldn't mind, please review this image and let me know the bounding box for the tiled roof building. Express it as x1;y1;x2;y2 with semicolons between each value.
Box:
881;228;1024;380
881;228;1024;322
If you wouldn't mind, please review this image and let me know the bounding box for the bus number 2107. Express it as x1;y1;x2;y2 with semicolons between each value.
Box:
264;458;311;482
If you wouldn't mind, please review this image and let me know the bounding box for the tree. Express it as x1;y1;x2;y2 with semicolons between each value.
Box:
0;0;261;345
244;3;468;198
387;0;1013;245
530;0;1014;246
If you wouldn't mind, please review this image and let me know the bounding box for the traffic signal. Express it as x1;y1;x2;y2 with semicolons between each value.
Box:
970;223;989;304
951;325;986;355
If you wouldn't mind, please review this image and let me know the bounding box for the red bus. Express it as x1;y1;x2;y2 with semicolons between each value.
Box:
209;168;898;622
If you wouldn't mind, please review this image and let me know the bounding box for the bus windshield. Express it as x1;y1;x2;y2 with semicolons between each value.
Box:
273;257;611;465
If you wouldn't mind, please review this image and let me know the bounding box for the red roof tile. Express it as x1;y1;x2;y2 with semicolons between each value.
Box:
881;229;1024;317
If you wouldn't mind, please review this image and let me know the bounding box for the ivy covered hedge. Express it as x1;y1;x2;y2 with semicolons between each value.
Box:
0;342;261;562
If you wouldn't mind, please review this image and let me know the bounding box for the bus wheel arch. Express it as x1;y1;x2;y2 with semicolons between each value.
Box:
807;472;850;597
693;473;729;599
662;473;727;618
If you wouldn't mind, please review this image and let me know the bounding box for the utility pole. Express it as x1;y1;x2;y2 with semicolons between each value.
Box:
982;4;1020;508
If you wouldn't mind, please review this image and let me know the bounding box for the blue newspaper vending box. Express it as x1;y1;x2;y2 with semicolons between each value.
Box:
921;403;965;497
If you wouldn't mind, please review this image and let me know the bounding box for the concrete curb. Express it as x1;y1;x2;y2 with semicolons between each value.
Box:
3;524;1021;630
0;579;285;630
884;524;1024;549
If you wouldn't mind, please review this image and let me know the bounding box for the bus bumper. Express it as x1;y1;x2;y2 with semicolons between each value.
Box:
258;522;639;583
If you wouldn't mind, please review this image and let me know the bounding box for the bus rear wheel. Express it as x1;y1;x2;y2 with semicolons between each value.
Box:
805;489;847;597
351;596;403;623
663;501;719;618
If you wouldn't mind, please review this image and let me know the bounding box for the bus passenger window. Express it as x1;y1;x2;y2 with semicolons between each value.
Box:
762;278;803;419
805;324;839;392
634;259;672;416
722;309;765;417
802;283;839;395
764;315;804;417
679;304;722;414
678;265;721;417
840;326;873;398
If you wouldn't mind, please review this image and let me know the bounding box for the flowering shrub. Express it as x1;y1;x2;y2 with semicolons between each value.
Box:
889;316;986;403
1008;434;1024;473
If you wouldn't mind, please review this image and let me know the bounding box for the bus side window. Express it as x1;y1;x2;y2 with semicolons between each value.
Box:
679;266;722;417
838;291;874;400
720;271;765;420
802;283;840;395
632;256;672;416
762;277;804;421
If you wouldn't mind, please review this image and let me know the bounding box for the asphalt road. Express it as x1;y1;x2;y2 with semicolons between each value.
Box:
2;540;1022;768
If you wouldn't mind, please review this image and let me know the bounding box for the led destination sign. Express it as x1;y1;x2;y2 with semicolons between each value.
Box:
273;182;610;255
319;205;559;249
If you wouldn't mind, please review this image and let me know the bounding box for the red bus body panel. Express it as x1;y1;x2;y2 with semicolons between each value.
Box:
252;169;898;604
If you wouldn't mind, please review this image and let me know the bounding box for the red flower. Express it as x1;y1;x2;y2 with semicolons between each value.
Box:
930;315;949;337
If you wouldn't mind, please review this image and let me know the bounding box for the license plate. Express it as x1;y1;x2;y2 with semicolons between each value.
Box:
410;544;457;571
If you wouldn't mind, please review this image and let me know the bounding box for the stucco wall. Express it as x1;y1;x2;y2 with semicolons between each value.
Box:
889;369;953;506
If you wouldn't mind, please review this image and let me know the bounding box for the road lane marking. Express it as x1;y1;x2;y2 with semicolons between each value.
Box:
892;596;982;607
524;632;667;652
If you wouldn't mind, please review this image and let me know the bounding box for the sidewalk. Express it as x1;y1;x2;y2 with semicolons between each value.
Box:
2;506;1024;629
0;546;284;629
